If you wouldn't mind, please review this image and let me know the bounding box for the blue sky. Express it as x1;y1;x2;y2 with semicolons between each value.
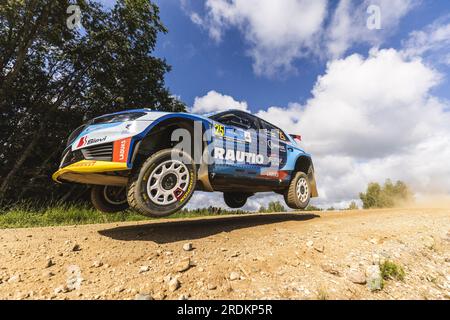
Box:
148;0;450;111
154;0;322;110
99;1;450;209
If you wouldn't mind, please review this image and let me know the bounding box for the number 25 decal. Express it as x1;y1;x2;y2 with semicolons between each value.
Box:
214;124;225;137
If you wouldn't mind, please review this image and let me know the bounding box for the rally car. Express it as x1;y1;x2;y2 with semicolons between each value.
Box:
53;109;318;217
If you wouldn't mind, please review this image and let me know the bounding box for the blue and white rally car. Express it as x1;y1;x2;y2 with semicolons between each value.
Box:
53;109;318;216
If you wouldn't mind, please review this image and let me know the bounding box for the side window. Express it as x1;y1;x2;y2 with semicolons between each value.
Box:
259;119;274;131
239;112;261;131
212;111;263;131
259;119;288;142
258;118;288;170
213;112;251;130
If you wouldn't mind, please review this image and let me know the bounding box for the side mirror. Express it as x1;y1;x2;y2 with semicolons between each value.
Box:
289;134;302;144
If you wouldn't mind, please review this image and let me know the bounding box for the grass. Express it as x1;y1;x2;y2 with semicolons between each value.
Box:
316;287;329;300
0;203;252;229
380;260;406;281
0;204;146;228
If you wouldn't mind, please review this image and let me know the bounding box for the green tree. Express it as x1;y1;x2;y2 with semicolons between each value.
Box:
359;182;383;209
359;179;413;209
347;201;359;210
267;201;286;213
305;205;322;211
0;0;185;204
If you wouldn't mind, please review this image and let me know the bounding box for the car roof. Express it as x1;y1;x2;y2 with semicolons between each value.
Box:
206;109;281;128
203;109;254;118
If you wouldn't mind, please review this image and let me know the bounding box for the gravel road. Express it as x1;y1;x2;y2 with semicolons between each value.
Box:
1;208;449;300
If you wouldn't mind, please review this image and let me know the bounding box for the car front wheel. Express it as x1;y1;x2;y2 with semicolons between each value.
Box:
127;148;197;217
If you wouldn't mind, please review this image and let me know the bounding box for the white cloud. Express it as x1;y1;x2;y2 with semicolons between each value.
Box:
187;191;285;212
327;0;416;58
402;15;450;64
190;48;450;209
182;3;450;209
197;0;328;77
192;90;248;113
187;0;416;77
256;48;450;207
189;12;203;26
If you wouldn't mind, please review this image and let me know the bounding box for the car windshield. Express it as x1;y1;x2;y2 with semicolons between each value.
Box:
207;110;255;130
204;111;221;118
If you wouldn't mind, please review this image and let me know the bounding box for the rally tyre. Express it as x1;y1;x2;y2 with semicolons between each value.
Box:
284;172;311;210
223;192;249;208
127;148;197;217
91;185;129;213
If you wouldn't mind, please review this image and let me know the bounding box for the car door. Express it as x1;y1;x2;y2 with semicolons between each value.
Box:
257;118;289;182
209;111;259;181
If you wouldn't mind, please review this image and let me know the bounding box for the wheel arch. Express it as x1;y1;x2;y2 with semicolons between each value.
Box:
130;115;214;191
294;155;318;198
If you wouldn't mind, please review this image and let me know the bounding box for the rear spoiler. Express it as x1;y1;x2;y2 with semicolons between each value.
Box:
289;134;302;144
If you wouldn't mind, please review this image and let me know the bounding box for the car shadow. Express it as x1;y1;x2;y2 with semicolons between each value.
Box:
98;213;320;244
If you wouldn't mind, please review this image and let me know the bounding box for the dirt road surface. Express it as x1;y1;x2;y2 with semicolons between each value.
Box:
1;208;449;300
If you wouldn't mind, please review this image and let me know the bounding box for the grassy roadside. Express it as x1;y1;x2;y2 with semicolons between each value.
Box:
0;204;251;229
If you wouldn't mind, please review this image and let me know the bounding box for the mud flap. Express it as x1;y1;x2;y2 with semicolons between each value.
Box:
307;166;318;198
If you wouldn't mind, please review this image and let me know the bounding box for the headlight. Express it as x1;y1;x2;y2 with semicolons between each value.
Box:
66;124;87;147
91;111;146;124
66;112;145;147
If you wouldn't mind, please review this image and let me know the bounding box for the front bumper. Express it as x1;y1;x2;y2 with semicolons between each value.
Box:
53;136;135;186
52;160;130;186
53;116;158;186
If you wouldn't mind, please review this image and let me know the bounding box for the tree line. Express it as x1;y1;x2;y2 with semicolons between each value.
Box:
256;179;413;212
359;179;413;209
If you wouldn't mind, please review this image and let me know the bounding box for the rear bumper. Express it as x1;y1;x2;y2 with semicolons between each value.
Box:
52;160;129;186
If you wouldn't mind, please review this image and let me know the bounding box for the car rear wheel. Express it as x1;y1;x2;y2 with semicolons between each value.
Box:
223;192;250;208
91;185;129;213
284;172;311;210
127;148;197;217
